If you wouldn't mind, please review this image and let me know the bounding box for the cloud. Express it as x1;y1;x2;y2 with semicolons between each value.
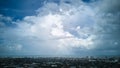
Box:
92;0;120;55
0;15;13;27
0;0;120;56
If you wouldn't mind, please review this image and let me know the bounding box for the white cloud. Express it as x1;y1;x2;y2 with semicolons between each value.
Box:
3;0;119;55
16;2;96;55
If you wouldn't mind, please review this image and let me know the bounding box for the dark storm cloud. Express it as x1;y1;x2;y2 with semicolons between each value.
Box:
92;0;120;55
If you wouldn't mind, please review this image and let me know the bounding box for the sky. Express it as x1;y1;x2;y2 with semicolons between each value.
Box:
0;0;120;56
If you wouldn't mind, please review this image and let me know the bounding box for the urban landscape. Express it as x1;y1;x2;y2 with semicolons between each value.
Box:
0;56;120;68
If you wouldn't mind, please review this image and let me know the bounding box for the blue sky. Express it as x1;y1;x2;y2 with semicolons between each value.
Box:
0;0;120;56
0;0;96;20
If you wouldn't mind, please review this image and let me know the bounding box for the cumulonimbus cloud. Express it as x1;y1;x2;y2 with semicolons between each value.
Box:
0;0;120;56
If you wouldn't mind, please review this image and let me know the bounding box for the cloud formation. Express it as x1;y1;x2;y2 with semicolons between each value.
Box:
0;0;120;56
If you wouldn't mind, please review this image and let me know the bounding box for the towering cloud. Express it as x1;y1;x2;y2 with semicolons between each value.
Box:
0;0;120;56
